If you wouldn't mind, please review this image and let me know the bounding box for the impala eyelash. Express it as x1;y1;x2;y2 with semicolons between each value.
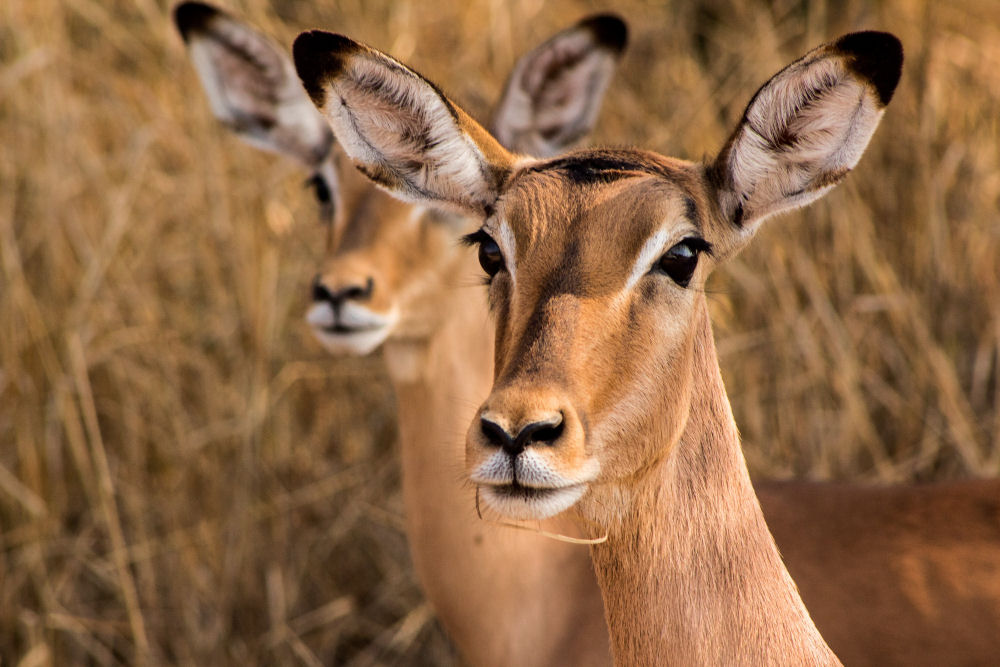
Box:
683;236;715;257
460;229;493;247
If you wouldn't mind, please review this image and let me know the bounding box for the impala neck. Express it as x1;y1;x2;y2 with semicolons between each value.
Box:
588;299;839;666
381;252;492;553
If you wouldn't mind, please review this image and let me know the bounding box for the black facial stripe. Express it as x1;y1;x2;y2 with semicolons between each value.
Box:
526;155;655;185
684;196;701;230
500;294;573;387
549;238;584;296
538;155;655;174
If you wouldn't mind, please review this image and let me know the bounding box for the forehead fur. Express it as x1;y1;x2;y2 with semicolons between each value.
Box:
492;149;708;297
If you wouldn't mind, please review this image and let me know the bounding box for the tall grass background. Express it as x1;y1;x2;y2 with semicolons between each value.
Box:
1;0;998;664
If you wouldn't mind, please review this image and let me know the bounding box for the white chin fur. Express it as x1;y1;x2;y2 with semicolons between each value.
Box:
306;302;397;356
480;484;588;521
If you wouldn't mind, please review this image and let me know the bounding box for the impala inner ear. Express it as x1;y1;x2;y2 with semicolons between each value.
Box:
707;31;902;256
174;0;343;232
293;30;516;216
173;2;336;169
491;13;628;157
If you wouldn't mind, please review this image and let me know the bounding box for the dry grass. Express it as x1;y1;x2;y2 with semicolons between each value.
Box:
1;0;998;664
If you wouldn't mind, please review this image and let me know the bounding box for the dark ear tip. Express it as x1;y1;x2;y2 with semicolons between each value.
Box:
834;31;903;106
293;31;358;106
293;30;358;53
172;1;220;40
579;13;629;54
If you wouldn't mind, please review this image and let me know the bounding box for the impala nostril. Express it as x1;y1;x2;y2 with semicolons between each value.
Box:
312;277;374;306
526;421;564;445
515;414;565;451
480;417;514;451
343;277;374;302
312;277;335;304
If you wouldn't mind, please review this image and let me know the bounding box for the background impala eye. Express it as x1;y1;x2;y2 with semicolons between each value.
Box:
477;236;504;277
655;239;705;287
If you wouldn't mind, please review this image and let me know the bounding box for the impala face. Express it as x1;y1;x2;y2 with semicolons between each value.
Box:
293;26;901;521
464;153;718;518
306;191;466;355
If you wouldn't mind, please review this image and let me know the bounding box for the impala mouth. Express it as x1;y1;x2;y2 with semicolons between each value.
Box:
469;445;597;519
477;481;588;520
306;302;397;355
320;322;383;335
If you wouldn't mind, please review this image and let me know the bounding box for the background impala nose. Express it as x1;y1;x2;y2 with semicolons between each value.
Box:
480;413;565;457
311;275;374;306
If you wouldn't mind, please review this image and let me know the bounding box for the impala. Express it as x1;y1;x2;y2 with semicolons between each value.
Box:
292;27;909;665
174;3;624;664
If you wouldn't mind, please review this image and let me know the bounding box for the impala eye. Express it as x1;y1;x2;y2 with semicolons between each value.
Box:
462;230;505;278
655;238;711;288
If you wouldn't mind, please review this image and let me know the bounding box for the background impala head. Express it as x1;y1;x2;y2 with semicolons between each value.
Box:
294;30;902;520
176;1;627;357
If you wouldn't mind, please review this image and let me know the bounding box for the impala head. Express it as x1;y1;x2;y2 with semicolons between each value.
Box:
176;2;627;356
295;29;901;520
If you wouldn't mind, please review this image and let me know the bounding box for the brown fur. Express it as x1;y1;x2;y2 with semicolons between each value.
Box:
759;479;1000;666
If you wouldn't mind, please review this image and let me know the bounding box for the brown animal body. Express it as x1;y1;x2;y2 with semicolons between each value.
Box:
759;478;1000;666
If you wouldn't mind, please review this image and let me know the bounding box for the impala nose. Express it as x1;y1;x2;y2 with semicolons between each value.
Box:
480;413;565;458
311;275;374;307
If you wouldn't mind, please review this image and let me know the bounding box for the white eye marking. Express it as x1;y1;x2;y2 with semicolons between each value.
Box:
497;219;517;285
625;228;670;290
406;204;427;227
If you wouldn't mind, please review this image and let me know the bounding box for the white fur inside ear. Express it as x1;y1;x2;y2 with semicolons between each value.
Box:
720;54;885;230
185;16;332;167
493;27;619;157
319;53;498;213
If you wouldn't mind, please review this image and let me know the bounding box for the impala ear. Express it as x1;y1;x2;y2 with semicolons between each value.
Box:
293;31;516;216
173;1;335;170
708;31;902;255
491;14;627;157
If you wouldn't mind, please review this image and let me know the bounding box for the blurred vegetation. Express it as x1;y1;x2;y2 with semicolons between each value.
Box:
1;0;998;664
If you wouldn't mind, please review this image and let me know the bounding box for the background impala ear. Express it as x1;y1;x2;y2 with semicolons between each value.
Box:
173;2;335;169
708;31;903;256
293;31;515;216
173;2;340;224
491;14;628;157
